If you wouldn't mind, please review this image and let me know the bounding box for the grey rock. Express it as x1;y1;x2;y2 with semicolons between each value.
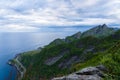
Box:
53;74;102;80
58;56;80;69
96;65;107;71
66;74;101;80
52;65;106;80
76;67;105;78
76;67;100;75
83;46;95;54
52;76;66;80
45;55;63;66
45;50;69;66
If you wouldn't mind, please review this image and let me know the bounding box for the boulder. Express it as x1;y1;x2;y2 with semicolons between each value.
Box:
96;65;107;71
67;74;101;80
52;65;106;80
76;67;100;75
76;67;105;78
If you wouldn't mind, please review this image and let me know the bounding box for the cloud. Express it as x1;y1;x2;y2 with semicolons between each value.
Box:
0;24;40;32
0;0;120;32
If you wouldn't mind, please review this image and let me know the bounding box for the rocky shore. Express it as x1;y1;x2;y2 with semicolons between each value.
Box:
8;54;26;80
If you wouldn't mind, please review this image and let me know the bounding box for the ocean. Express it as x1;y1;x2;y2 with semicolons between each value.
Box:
0;32;73;80
0;26;92;80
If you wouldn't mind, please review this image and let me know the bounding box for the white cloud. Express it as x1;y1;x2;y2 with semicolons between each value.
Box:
0;24;39;32
71;0;100;9
0;0;120;32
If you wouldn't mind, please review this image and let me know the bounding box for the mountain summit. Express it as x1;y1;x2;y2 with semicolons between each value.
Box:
49;24;117;47
81;24;116;38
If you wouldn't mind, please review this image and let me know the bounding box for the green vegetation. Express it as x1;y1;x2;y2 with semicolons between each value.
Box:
18;28;120;80
73;41;120;80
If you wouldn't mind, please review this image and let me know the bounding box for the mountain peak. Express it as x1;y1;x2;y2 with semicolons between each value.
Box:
94;24;108;30
81;24;116;38
102;24;108;27
47;24;117;47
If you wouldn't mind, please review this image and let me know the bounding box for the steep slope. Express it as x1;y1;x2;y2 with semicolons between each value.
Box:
53;40;120;80
12;25;120;80
73;40;120;80
65;31;81;43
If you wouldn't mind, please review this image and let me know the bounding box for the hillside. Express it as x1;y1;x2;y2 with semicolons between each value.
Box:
11;24;120;80
47;24;116;47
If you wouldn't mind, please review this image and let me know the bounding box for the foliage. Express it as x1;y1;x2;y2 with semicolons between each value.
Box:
19;30;120;80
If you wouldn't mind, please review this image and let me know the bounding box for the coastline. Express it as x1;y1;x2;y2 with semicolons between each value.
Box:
8;48;42;80
8;54;26;80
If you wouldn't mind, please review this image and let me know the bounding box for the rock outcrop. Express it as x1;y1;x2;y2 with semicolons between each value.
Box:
52;65;106;80
58;56;80;69
45;50;69;65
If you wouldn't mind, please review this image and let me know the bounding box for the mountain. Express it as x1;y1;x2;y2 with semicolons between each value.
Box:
9;24;120;80
81;24;116;38
48;24;116;47
47;32;82;47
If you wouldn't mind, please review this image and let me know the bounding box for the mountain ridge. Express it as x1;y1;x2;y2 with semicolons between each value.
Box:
9;24;120;80
48;24;117;47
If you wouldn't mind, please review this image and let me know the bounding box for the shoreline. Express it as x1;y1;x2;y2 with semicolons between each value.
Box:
8;48;42;80
8;54;26;80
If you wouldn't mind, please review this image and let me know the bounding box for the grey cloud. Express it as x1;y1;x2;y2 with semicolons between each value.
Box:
0;0;120;32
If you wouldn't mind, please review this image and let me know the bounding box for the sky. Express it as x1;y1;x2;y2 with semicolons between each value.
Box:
0;0;120;32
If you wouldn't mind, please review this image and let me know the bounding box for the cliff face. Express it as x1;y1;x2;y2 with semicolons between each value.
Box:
14;24;120;80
